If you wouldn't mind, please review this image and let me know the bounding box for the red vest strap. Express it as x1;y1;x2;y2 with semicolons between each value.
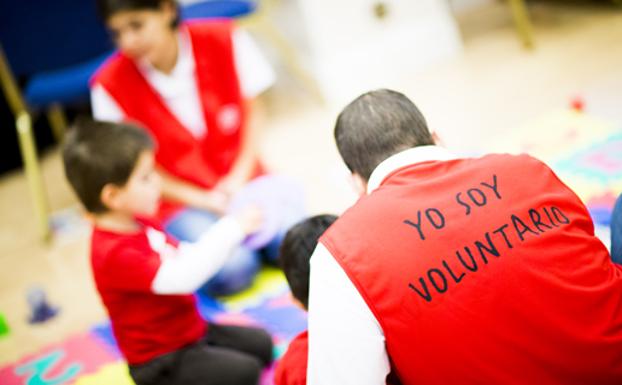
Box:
92;20;244;190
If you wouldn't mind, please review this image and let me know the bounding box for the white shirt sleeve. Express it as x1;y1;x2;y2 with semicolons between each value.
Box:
307;243;390;385
151;216;245;294
232;28;276;99
90;84;125;122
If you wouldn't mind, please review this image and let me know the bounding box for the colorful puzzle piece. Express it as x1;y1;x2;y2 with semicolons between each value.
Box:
67;362;133;385
556;133;622;184
0;334;117;385
490;109;616;161
218;267;290;312
0;313;10;338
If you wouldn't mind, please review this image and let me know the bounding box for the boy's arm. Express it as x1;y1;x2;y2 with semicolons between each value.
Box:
151;209;260;294
307;243;390;385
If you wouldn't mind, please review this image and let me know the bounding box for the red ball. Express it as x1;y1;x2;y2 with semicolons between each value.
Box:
570;97;585;112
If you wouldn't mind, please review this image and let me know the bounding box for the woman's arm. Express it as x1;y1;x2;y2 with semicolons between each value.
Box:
215;99;263;194
159;167;229;215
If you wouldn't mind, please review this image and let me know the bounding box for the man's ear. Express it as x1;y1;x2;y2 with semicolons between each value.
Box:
100;183;123;211
350;173;368;197
431;130;445;147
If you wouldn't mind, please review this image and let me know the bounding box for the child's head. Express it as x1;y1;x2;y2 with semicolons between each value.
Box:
62;119;159;217
279;214;338;309
96;0;179;62
334;89;434;182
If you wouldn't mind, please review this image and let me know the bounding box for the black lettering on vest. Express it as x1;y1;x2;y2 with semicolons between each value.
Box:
456;246;478;272
529;208;552;233
493;224;513;249
442;260;465;284
481;174;501;200
403;210;425;241
425;208;445;230
542;207;559;228
409;279;432;302
551;206;570;224
511;214;540;241
428;268;448;293
468;188;487;207
475;232;499;264
456;192;471;215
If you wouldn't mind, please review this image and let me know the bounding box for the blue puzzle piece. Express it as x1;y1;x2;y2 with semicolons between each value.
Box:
195;292;226;321
90;323;121;358
243;304;307;340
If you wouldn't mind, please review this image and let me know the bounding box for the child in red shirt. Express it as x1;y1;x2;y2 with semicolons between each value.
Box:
276;215;337;385
62;119;273;385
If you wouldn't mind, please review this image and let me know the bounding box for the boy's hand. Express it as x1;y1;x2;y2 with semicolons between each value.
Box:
233;206;264;235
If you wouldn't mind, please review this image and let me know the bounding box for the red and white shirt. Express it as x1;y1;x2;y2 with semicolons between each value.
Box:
91;216;244;364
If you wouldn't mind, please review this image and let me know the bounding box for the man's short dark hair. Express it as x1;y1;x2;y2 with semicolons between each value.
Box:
62;119;154;214
279;214;338;309
96;0;180;28
334;89;434;181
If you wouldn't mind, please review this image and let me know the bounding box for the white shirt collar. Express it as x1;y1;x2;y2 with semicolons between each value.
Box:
366;145;456;194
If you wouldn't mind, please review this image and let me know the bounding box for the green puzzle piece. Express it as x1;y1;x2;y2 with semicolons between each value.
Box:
0;313;9;337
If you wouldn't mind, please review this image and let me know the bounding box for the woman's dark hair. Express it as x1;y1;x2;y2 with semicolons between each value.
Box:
96;0;180;28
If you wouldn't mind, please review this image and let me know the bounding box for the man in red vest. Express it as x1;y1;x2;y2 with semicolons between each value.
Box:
307;89;622;385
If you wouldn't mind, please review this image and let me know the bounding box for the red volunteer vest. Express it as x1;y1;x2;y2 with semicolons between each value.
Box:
92;20;260;221
321;153;622;385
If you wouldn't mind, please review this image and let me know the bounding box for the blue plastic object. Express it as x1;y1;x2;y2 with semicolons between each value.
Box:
0;0;113;109
24;53;111;107
26;286;59;324
181;0;257;20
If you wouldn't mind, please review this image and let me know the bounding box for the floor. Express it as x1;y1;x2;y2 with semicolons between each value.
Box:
1;1;621;364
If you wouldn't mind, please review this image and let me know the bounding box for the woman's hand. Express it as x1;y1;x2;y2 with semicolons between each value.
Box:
214;173;248;196
192;190;230;216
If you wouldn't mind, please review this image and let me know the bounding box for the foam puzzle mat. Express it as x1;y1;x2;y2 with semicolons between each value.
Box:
1;108;620;384
491;109;621;231
0;267;305;385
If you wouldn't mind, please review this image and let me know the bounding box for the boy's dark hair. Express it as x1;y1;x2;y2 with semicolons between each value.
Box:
334;89;434;181
279;214;338;309
62;119;154;214
96;0;180;28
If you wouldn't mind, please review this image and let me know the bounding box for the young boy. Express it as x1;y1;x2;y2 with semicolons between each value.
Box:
275;214;337;385
62;119;273;385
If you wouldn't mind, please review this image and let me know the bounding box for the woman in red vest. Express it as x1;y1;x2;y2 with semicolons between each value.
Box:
307;89;622;385
90;0;277;295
